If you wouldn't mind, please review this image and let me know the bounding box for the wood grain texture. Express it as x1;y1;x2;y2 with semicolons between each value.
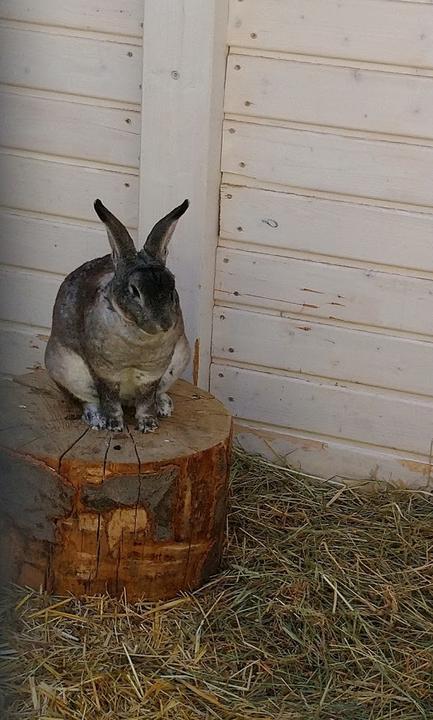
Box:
0;322;48;376
139;0;229;387
228;0;433;68
0;210;110;274
215;248;433;337
213;0;433;487
0;266;62;327
0;371;232;599
0;89;141;167
211;363;433;456
0;26;142;103
220;184;433;272
0;0;143;36
213;307;433;397
0;6;140;379
235;423;432;489
222;120;433;207
225;53;433;140
0;153;139;225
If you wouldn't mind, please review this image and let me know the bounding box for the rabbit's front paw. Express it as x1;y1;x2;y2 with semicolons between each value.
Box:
82;404;107;430
105;415;124;432
136;414;159;433
156;392;173;418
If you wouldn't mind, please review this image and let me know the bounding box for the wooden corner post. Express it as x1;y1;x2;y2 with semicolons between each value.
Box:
139;0;229;390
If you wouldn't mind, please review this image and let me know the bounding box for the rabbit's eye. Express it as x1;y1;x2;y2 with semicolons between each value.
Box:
129;284;140;299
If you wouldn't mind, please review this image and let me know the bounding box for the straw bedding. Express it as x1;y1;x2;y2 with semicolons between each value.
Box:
1;450;432;719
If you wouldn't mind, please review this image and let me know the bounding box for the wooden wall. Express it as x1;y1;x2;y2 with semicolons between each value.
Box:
0;1;143;374
2;0;433;487
211;0;433;486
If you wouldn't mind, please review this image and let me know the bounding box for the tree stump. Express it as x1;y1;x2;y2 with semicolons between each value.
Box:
0;370;232;600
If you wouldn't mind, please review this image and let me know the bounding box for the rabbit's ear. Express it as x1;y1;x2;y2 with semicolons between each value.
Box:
94;199;136;265
143;199;189;264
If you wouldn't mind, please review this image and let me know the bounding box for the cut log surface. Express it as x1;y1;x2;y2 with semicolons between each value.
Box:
0;370;232;600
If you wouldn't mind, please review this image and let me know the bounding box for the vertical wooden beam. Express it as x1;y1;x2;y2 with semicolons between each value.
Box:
139;0;229;389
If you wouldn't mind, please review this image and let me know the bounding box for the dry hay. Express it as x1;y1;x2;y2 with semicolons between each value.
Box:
1;450;433;720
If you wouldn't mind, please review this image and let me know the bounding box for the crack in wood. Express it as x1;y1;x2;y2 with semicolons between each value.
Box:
115;531;122;596
94;434;112;582
126;421;143;538
0;371;232;599
57;427;89;475
183;464;193;591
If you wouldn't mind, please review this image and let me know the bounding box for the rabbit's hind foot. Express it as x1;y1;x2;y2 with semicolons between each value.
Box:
82;403;107;429
82;403;123;432
136;414;159;433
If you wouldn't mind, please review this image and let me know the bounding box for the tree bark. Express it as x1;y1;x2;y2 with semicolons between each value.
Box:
0;370;232;600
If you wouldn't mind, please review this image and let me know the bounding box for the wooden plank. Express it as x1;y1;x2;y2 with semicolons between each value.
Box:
0;0;143;37
215;248;433;337
222;120;433;207
235;423;431;488
0;267;62;328
139;0;229;388
212;307;433;397
0;26;142;103
211;364;433;456
0;211;110;274
220;184;433;272
0;90;141;167
0;323;47;376
225;53;433;140
0;153;139;226
228;0;433;69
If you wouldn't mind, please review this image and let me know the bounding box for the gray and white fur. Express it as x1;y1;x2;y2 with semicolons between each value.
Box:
45;199;191;432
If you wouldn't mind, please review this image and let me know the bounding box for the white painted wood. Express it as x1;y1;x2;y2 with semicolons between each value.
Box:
225;53;433;140
0;210;111;274
235;424;431;488
213;307;433;397
220;184;433;272
0;89;140;167
0;0;143;37
228;0;433;68
0;267;62;328
222;120;433;207
0;7;143;380
211;364;433;456
211;0;433;485
215;248;433;337
0;26;142;103
0;153;139;226
0;323;47;376
139;0;229;387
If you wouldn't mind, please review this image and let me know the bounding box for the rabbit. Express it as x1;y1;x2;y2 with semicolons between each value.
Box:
45;198;191;433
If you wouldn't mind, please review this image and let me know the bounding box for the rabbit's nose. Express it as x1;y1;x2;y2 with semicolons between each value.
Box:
160;317;172;332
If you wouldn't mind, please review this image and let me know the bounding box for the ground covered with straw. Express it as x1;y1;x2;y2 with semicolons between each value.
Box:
1;451;433;719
